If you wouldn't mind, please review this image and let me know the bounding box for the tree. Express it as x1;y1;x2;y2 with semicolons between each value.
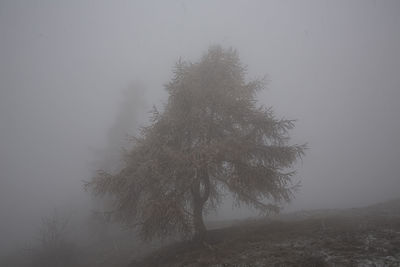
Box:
30;211;77;267
92;82;147;174
89;82;147;235
86;46;306;242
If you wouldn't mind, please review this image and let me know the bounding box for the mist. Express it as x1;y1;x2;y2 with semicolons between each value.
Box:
1;0;399;264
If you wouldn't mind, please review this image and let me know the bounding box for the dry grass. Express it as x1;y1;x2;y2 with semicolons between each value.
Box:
131;200;400;267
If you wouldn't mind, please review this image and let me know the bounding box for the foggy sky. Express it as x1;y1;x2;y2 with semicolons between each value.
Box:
1;0;400;252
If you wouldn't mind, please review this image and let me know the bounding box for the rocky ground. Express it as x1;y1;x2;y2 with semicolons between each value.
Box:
131;199;400;267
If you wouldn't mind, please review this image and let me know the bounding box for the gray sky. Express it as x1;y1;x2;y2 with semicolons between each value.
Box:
1;0;400;250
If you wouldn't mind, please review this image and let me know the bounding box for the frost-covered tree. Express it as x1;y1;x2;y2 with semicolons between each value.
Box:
86;46;306;241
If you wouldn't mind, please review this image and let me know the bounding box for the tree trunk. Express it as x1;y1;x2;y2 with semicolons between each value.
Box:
191;167;210;241
193;193;207;240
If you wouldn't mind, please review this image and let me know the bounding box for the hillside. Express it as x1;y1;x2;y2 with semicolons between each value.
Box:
131;198;400;267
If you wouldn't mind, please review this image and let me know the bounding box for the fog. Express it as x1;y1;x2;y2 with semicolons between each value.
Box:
1;0;399;260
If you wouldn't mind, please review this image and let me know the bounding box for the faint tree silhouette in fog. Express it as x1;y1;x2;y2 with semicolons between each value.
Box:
30;211;77;267
86;46;306;242
88;83;147;240
93;82;147;174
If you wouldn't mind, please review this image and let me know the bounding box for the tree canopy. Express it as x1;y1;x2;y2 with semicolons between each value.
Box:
86;46;306;241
